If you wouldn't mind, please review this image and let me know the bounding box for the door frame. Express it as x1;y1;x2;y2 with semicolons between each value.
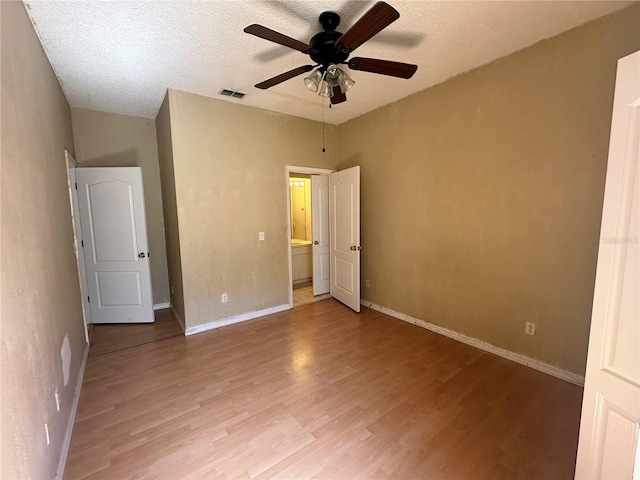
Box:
64;150;90;343
285;165;334;308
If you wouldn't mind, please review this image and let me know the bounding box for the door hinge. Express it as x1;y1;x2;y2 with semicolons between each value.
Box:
81;240;84;247
87;296;90;303
74;182;77;190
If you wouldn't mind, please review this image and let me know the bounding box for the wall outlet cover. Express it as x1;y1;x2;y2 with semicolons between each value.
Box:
525;322;536;336
61;335;71;386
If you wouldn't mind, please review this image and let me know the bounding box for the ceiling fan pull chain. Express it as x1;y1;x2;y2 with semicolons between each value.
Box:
322;97;326;153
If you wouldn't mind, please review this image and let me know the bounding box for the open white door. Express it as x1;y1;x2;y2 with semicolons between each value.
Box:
312;175;330;295
76;167;154;324
575;51;640;479
329;166;360;312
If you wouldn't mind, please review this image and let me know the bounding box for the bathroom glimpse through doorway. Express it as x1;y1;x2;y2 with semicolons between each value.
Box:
285;166;334;308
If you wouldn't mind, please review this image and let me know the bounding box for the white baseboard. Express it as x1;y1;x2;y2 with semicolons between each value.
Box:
361;300;585;386
185;304;291;336
56;341;89;479
153;302;170;311
170;304;186;334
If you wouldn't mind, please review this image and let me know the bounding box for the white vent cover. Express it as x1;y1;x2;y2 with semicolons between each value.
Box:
218;88;246;99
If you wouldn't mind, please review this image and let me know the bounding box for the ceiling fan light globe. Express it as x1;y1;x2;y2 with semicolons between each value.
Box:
318;81;331;98
340;71;356;92
304;77;318;92
303;70;323;92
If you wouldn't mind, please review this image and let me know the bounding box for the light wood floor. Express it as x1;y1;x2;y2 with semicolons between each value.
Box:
65;300;583;479
88;309;184;358
293;282;331;308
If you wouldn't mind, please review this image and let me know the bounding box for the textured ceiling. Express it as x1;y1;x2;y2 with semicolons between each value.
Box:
24;0;633;125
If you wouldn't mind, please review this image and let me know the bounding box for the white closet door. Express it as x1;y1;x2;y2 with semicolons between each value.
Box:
76;167;154;323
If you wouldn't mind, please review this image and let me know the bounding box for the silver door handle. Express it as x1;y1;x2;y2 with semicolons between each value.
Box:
138;252;146;258
350;245;356;251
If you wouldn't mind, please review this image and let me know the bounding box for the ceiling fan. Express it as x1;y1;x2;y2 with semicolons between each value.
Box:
244;1;418;105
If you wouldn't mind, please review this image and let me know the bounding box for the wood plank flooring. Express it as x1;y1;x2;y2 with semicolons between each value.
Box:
293;282;331;308
65;300;583;479
88;309;184;358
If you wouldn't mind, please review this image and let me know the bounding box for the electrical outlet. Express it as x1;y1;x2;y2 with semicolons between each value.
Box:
221;293;228;303
259;232;265;241
55;390;60;412
44;423;50;446
61;335;71;387
525;322;536;336
365;279;371;288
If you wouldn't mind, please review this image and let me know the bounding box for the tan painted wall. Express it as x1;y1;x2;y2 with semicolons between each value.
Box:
70;108;170;305
155;94;185;325
166;90;337;329
338;4;640;375
0;2;87;478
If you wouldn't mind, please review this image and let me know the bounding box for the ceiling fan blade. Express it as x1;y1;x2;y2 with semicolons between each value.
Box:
336;2;400;54
330;86;347;105
348;57;418;79
255;65;315;90
244;24;313;54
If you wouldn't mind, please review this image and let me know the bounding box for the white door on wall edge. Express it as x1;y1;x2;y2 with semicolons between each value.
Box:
329;166;361;312
574;50;640;479
312;175;330;296
76;167;154;323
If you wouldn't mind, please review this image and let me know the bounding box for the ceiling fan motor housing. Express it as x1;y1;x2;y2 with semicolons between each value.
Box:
310;12;349;67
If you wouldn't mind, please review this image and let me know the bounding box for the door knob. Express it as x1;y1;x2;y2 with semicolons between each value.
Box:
138;252;146;258
314;240;319;245
350;245;356;251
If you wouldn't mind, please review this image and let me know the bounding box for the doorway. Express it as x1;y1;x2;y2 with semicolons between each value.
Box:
285;165;362;312
286;166;333;308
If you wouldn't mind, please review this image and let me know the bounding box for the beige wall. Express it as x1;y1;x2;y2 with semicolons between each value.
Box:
155;94;185;325
338;4;640;375
1;2;87;478
164;90;337;329
70;108;170;305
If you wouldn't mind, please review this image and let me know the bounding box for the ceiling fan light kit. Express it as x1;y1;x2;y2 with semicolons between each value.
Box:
305;64;356;99
244;1;418;106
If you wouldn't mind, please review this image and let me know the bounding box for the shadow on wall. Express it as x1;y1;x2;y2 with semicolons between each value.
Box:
336;154;362;171
77;149;139;167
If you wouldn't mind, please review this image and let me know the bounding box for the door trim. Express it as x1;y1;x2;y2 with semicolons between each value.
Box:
285;166;334;308
64;150;90;343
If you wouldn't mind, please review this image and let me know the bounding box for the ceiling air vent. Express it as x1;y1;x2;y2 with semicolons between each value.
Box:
218;88;246;99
